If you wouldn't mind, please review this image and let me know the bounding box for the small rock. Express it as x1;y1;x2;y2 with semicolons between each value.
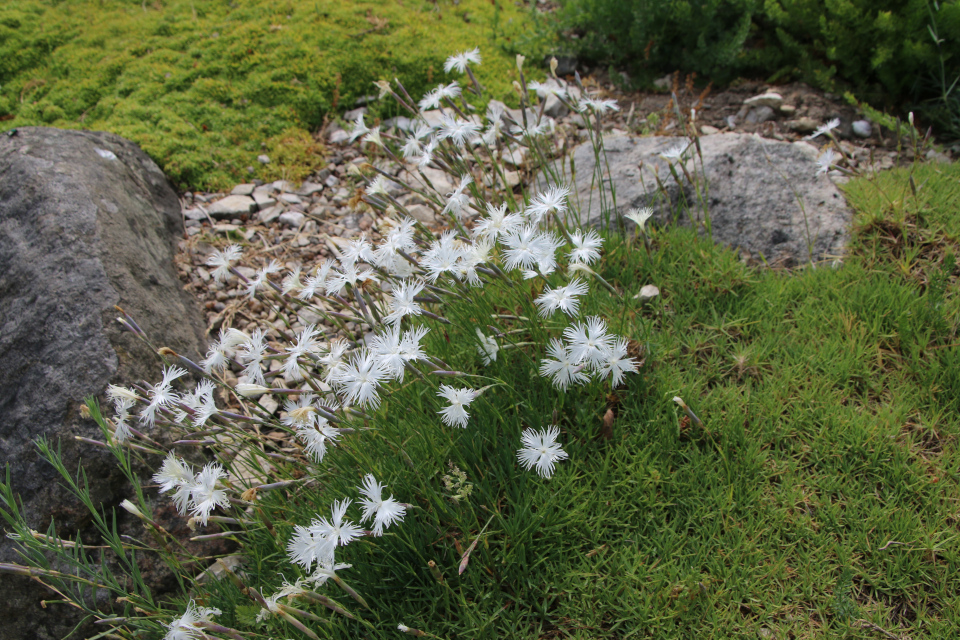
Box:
779;104;797;116
653;74;672;90
280;193;303;205
259;394;279;415
406;204;436;224
206;195;255;219
257;205;283;224
635;285;660;302
324;175;340;188
328;129;349;144
252;191;277;209
745;106;776;125
501;146;528;167
183;207;207;221
257;154;270;164
383;116;415;132
543;93;568;119
506;107;539;127
343;107;367;123
279;211;305;228
413;166;456;195
852;120;872;138
700;125;720;135
786;117;819;134
230;183;255;196
420;109;444;129
297;181;324;197
725;115;738;129
744;92;783;110
531;79;569;118
503;171;521;188
235;266;257;280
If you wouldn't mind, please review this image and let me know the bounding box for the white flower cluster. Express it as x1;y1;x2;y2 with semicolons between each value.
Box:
152;453;229;525
162;600;221;640
286;475;406;569
122;49;645;623
540;317;638;390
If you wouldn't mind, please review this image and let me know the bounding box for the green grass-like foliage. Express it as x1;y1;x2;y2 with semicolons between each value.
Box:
5;163;958;639
559;0;960;139
234;165;960;639
0;0;538;190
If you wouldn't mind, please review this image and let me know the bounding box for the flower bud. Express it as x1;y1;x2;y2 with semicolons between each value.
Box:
398;625;428;637
516;54;525;72
236;383;272;398
549;56;558;78
373;79;391;99
120;499;148;521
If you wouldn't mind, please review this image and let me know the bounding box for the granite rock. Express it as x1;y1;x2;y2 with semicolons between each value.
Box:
540;133;852;266
0;127;206;638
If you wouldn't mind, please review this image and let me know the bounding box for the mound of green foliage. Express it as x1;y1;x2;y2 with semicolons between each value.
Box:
0;0;539;190
558;0;960;139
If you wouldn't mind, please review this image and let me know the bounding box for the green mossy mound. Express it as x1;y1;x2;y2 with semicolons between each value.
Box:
0;0;541;190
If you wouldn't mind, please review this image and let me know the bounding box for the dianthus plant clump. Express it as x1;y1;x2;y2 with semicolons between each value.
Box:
35;48;641;636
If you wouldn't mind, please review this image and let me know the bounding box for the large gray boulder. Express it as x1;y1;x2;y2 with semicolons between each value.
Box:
550;133;851;266
0;127;206;639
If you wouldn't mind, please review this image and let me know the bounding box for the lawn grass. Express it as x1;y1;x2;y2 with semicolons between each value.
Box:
0;0;542;190
174;162;960;639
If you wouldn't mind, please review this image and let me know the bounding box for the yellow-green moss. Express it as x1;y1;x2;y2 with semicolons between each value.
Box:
0;0;547;190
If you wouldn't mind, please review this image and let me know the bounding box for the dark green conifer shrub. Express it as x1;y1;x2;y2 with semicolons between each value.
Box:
560;0;960;139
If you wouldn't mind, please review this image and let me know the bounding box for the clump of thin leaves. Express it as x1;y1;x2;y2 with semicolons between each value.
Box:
0;48;642;639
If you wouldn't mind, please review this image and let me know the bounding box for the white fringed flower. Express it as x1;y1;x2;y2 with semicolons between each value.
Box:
517;426;568;478
437;385;478;428
534;278;588;318
563;316;614;369
347;112;370;142
526;184;570;224
139;365;186;427
163;600;221;640
567;229;603;265
206;244;241;282
476;328;499;365
385;279;425;326
357;474;407;536
332;349;390;408
625;207;653;233
816;148;838;176
189;463;229;526
419;81;462;111
539;338;589;390
597;337;639;386
805;117;840;140
297;418;341;464
444;47;481;74
437;113;481;148
442;174;474;218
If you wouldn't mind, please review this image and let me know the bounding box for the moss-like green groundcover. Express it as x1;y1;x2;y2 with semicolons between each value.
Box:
0;0;541;190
